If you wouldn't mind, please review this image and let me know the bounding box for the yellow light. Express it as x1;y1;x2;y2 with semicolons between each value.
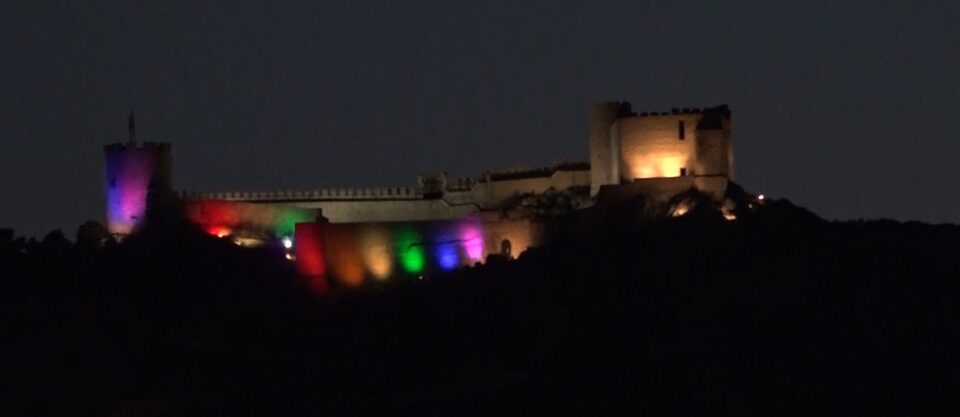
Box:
631;153;686;179
358;226;393;280
723;212;736;221
671;203;689;217
285;253;294;261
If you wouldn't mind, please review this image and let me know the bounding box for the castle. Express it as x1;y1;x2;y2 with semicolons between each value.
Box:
104;102;733;291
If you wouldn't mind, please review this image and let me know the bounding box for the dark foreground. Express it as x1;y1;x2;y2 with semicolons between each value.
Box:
2;200;960;416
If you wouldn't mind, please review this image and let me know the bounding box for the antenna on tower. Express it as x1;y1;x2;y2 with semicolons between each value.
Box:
128;108;136;144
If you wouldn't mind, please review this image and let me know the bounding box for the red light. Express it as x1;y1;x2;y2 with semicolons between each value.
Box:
295;222;328;295
207;226;231;238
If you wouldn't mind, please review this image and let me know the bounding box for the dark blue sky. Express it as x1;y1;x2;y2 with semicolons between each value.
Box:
2;1;959;237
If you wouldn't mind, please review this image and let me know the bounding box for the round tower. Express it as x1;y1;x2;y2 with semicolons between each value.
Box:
589;101;631;195
103;112;173;236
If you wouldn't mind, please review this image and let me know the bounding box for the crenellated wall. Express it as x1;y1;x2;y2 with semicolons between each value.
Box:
180;186;420;201
178;162;591;225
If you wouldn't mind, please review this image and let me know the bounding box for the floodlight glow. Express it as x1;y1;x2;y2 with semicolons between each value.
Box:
282;237;293;249
359;226;394;280
435;243;459;270
295;222;328;295
105;146;159;235
458;223;485;261
394;226;425;274
207;226;232;238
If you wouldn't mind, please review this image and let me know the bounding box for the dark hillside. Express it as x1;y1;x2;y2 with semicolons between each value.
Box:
2;199;960;416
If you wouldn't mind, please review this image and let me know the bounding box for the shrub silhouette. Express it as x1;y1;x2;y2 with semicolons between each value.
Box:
2;196;960;415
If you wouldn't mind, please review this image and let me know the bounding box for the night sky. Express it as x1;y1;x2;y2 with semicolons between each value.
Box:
1;1;958;237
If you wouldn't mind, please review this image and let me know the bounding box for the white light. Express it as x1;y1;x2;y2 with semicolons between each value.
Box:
285;253;294;261
757;194;765;201
282;237;293;249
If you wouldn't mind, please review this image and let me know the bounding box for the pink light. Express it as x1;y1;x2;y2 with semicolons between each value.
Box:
458;224;484;261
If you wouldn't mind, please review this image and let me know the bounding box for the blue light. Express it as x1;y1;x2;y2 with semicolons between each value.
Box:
436;243;459;270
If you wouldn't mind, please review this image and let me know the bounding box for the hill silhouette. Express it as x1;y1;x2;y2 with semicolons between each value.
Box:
2;192;959;416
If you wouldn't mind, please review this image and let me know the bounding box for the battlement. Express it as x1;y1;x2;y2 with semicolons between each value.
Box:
633;105;731;119
446;176;480;192
484;160;590;181
179;186;422;202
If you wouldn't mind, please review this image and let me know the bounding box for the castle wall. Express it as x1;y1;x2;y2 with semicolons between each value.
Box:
292;214;535;292
183;199;318;238
616;114;702;181
182;166;590;226
472;169;591;208
285;199;479;223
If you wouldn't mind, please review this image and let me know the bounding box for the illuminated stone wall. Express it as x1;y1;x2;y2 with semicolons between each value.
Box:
182;167;590;225
617;114;701;180
292;214;535;292
615;107;732;182
587;104;733;195
183;199;318;239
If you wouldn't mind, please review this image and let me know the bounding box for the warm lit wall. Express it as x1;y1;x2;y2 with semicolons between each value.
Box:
477;212;536;259
616;114;701;181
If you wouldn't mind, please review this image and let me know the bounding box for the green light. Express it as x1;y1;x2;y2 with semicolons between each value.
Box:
275;208;313;237
394;226;425;274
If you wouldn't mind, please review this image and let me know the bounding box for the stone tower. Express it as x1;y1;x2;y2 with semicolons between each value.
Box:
590;103;733;194
589;101;633;195
693;105;733;179
103;111;173;236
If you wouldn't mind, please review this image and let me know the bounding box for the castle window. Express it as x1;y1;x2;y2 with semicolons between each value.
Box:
678;121;685;140
680;167;687;176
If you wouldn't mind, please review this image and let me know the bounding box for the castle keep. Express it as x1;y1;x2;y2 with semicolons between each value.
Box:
104;102;734;291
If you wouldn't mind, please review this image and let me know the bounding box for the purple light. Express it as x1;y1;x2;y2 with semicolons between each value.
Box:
105;145;158;235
